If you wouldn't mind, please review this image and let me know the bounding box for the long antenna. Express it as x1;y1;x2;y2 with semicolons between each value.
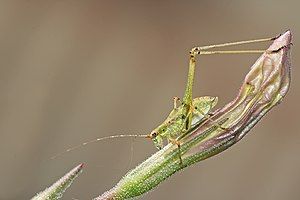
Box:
51;134;149;159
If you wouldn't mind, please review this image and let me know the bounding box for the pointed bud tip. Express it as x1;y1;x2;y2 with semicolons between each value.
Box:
79;163;84;169
272;30;292;49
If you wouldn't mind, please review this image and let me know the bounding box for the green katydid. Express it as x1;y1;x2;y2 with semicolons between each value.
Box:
52;35;278;161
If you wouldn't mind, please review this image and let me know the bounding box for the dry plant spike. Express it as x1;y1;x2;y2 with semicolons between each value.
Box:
94;30;292;200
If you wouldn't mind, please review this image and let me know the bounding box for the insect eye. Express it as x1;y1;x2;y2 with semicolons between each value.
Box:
151;132;157;137
195;106;198;110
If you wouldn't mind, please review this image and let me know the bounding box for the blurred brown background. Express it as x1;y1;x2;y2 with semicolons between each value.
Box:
0;1;299;199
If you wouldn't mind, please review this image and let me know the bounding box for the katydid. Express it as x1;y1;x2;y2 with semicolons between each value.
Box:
52;35;279;161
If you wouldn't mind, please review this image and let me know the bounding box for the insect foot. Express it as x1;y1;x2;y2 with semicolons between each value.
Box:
269;43;293;53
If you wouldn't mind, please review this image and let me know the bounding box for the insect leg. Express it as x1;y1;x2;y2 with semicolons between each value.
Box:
182;53;196;106
173;96;181;109
169;138;183;165
193;41;292;56
183;35;276;104
198;50;266;55
185;111;193;131
195;108;229;131
193;37;274;51
183;41;270;105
